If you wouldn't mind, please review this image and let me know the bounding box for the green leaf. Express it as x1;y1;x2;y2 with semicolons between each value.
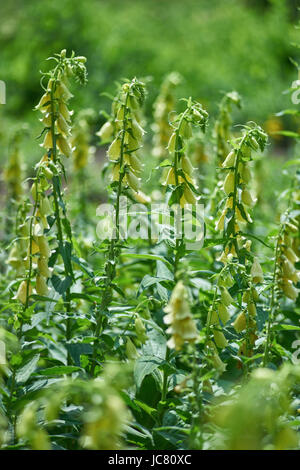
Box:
156;260;174;281
134;355;162;389
273;324;300;331
16;354;40;384
51;275;73;295
37;366;82;376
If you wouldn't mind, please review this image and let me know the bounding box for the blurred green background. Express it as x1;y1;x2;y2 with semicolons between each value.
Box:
0;0;299;127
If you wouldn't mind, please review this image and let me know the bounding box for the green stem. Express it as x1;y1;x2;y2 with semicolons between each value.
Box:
263;233;281;366
173;109;189;279
90;92;130;376
161;347;170;403
50;84;73;365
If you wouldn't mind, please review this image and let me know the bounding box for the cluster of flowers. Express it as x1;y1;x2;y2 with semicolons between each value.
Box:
14;50;87;305
277;216;299;301
216;124;268;263
97;78;146;197
163;281;198;351
164;99;208;208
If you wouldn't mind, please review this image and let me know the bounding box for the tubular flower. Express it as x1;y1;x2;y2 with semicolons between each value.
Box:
71;110;95;171
152;72;181;159
164;281;198;351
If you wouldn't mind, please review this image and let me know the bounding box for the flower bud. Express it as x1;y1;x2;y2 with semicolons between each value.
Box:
125;337;139;360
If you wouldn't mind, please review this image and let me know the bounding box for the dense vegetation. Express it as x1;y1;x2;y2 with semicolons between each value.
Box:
0;0;300;452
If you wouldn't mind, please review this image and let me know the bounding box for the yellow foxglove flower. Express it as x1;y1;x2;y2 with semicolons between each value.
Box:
96;121;114;141
241;165;251;183
218;303;230;324
107;138;121;160
39;197;52;217
35;92;51;111
181;155;194;176
250;258;264;283
111;164;120;182
36;274;49;296
222;150;236;168
59;101;72;122
132;119;144;142
165;167;176;185
164;281;198;350
223;171;235;195
233;312;246;333
57;135;72;158
167;133;176;153
41;131;54;150
37;236;51;259
128;154;143;174
216;209;226;231
247;302;257;317
15;281;32;305
57;115;70;136
125;337;139;360
135;317;147;344
242;189;256;207
133;191;151;204
285;247;298;264
282;280;299;301
220;287;234;307
183;185;197;204
126;171;140;192
38;256;51;278
213;330;228;349
282;258;299;283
